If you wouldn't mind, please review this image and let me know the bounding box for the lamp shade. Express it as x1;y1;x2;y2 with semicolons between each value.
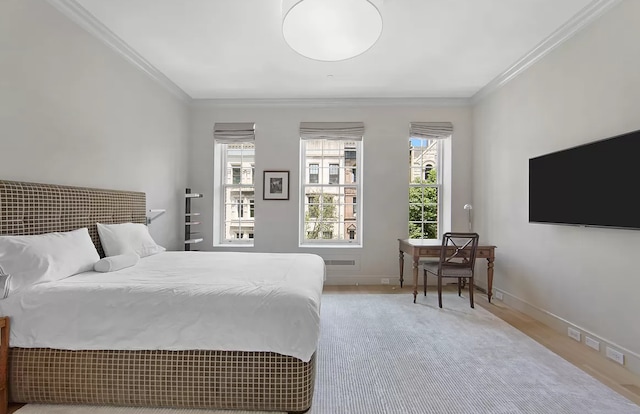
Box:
282;0;383;62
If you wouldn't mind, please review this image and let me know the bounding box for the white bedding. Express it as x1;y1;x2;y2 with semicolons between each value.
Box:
0;251;325;362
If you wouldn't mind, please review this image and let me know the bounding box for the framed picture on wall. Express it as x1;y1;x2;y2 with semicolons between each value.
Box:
263;171;289;200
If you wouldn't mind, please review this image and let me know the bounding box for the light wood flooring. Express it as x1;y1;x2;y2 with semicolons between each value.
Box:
8;285;640;412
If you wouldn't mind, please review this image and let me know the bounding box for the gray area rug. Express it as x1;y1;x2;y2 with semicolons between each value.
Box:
16;293;640;414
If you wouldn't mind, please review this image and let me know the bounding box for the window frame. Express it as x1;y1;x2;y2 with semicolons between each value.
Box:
214;142;255;246
409;138;443;240
299;139;363;247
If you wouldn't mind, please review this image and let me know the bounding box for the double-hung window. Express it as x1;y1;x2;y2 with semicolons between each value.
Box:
309;164;319;183
213;123;256;245
408;122;452;239
299;122;363;246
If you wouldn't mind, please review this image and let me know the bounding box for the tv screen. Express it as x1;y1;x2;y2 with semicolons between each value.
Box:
529;128;640;230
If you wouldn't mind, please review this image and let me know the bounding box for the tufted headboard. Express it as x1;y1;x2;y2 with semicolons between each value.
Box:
0;180;146;257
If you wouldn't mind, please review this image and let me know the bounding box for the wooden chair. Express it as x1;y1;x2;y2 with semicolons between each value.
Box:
422;232;480;308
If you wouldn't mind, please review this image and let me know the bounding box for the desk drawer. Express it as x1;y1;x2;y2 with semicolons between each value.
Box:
419;248;442;256
477;249;491;258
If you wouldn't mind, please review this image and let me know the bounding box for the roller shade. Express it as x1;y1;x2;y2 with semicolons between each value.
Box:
213;122;255;143
409;122;453;139
300;122;364;141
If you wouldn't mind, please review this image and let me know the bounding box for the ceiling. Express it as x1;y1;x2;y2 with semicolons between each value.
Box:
69;0;600;100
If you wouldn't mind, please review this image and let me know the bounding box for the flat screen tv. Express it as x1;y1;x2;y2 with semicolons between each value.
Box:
529;128;640;230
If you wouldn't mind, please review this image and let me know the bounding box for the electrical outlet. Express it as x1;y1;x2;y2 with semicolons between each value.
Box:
381;278;390;285
585;336;600;351
495;291;504;301
567;327;581;342
606;347;624;365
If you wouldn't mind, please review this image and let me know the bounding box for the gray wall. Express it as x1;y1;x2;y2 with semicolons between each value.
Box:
0;0;190;250
472;0;640;374
189;102;474;284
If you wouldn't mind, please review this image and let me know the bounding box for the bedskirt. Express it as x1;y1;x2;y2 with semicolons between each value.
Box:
9;348;316;413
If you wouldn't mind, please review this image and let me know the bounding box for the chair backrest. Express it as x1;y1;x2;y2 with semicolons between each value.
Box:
438;232;480;271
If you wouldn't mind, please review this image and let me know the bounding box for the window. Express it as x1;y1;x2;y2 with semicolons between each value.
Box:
309;163;319;184
424;164;433;180
301;138;362;245
236;199;244;218
217;142;255;244
345;146;357;183
409;138;442;239
348;224;356;240
329;163;339;184
214;122;256;245
232;166;241;184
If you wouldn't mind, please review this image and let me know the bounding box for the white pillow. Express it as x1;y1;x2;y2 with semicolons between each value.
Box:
94;252;139;273
97;222;165;258
0;228;100;295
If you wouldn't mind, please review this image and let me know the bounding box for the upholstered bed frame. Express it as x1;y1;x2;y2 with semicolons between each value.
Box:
0;180;315;413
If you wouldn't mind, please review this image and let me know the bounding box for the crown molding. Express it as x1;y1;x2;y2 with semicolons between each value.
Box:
46;0;192;102
190;97;472;108
471;0;623;104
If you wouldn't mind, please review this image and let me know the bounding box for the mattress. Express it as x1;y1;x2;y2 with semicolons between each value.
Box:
0;251;325;362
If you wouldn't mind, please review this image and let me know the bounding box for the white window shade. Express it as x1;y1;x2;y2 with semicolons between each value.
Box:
300;122;364;141
214;122;256;143
409;122;453;139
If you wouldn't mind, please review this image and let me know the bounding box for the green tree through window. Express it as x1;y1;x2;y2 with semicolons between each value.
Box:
305;194;336;240
409;168;438;239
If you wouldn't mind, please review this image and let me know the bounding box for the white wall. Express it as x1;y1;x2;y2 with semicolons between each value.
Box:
0;0;189;250
473;0;640;373
189;102;473;284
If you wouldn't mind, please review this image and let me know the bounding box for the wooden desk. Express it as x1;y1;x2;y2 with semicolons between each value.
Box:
398;239;496;304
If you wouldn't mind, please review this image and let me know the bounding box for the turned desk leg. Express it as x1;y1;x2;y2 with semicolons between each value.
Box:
399;250;404;288
412;256;419;303
487;257;495;303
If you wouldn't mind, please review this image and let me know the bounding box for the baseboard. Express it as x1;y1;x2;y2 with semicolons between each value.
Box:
494;288;640;377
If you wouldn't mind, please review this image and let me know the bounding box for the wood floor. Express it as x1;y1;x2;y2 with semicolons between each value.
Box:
324;284;640;407
8;285;640;412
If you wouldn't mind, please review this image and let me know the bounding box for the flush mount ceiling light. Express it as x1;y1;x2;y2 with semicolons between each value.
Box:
282;0;383;62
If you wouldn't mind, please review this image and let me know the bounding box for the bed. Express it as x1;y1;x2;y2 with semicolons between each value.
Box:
0;180;324;413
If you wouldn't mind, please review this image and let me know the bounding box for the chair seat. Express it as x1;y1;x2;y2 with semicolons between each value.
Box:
423;262;473;278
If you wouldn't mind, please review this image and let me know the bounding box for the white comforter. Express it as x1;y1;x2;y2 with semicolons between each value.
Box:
0;251;325;362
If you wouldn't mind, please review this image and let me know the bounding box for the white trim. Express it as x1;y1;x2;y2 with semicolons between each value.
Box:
192;97;471;108
472;0;623;104
492;287;640;377
45;0;191;102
